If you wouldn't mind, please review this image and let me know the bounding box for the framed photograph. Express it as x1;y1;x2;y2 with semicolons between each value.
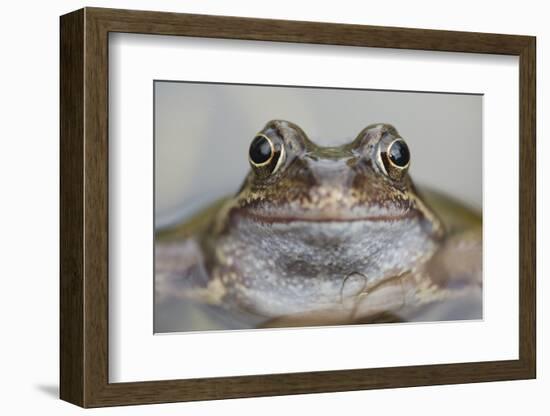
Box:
60;7;536;407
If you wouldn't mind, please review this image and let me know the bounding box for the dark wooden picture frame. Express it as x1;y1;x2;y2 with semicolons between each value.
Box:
60;7;536;408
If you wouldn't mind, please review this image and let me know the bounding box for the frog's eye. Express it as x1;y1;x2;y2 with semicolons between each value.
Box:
248;134;285;176
388;139;410;168
377;138;410;180
249;134;274;165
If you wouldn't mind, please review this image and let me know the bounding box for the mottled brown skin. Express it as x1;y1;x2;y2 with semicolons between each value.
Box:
221;121;443;232
156;120;482;330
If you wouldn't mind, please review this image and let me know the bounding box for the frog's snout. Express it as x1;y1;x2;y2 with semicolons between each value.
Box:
306;157;356;189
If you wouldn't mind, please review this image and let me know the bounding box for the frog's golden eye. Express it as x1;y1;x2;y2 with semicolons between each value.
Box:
388;139;410;167
378;138;410;180
248;134;285;176
249;134;274;166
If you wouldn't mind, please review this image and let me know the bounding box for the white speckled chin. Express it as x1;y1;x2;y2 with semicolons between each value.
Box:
216;214;439;317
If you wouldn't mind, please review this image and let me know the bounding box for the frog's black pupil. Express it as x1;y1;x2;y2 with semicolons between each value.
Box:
249;135;273;164
388;140;410;167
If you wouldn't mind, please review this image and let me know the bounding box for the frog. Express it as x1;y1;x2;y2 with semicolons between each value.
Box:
155;120;482;331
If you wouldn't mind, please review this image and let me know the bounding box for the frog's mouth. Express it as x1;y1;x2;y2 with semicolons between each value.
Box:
234;208;420;224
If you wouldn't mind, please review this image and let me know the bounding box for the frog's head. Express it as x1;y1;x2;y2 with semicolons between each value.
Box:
211;120;447;318
232;119;443;240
